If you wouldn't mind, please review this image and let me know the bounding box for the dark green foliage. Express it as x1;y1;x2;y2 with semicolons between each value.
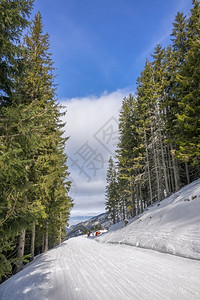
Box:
0;0;33;101
114;0;200;221
171;12;188;64
0;5;72;281
175;0;200;164
105;157;119;224
116;94;144;217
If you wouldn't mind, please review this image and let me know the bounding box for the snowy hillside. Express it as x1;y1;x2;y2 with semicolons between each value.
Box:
79;213;112;229
97;179;200;260
67;213;112;238
70;213;112;230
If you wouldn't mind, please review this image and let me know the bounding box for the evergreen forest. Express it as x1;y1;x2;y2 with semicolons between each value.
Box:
106;0;200;223
0;0;73;281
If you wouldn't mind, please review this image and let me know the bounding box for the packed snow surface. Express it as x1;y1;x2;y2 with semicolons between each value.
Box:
0;180;200;299
97;179;200;260
0;237;200;300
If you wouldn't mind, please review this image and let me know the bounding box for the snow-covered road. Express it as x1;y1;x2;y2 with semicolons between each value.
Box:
0;236;200;300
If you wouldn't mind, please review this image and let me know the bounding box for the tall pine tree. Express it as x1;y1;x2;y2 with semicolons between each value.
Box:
105;157;118;224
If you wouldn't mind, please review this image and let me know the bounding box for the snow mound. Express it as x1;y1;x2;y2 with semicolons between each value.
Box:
97;179;200;260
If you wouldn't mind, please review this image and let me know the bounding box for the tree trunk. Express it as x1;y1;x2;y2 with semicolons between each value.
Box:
44;224;48;253
160;135;170;197
30;221;35;261
140;184;143;214
58;226;62;245
16;229;26;273
113;207;116;224
136;183;140;215
151;124;161;202
122;199;126;220
42;234;45;253
171;144;180;192
167;144;174;194
131;184;135;217
185;162;190;184
144;129;153;206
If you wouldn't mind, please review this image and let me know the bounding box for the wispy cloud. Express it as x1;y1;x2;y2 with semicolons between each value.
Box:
139;33;170;61
139;0;192;61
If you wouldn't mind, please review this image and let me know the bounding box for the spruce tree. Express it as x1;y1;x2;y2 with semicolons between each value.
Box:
175;0;200;165
117;94;143;217
0;10;73;278
105;157;118;224
171;12;188;65
0;0;34;280
136;59;161;203
0;0;33;103
15;11;73;259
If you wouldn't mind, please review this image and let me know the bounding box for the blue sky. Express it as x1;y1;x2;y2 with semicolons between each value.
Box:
32;0;192;99
32;0;192;225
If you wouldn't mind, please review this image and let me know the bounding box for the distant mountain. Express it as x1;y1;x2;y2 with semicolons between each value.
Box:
80;213;112;229
67;213;112;239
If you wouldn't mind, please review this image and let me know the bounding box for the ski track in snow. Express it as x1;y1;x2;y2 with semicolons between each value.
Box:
0;236;200;300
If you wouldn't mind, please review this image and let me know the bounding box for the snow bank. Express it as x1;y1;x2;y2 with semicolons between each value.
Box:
97;179;200;260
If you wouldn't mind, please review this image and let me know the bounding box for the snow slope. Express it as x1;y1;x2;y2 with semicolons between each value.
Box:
0;237;200;300
97;179;200;260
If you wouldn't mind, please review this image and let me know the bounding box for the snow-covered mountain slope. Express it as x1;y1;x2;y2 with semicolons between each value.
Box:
67;213;112;238
97;179;200;260
70;213;112;230
81;213;112;229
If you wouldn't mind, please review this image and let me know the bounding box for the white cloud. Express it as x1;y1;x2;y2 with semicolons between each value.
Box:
60;89;133;224
62;90;129;150
71;194;105;216
76;179;106;196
